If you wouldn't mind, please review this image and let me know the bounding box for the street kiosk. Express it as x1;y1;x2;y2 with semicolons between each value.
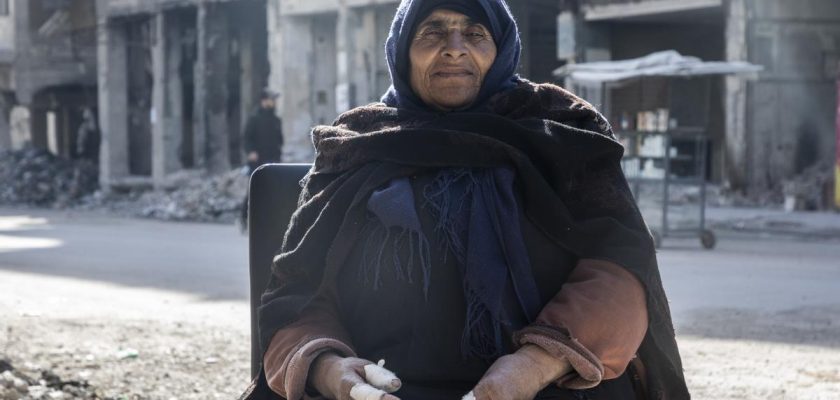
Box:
557;51;762;249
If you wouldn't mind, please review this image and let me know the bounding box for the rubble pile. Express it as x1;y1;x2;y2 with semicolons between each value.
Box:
782;161;835;211
0;148;98;207
77;169;250;223
0;359;99;400
134;170;249;222
0;145;249;223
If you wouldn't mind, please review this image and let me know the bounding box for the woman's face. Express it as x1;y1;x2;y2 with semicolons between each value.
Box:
409;9;497;111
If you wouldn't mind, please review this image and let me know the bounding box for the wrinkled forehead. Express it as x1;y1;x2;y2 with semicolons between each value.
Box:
416;8;488;29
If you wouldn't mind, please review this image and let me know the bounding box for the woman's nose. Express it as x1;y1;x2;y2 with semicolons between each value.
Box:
442;31;468;59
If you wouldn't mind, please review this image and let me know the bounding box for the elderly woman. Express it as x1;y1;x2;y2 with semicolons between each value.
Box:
242;0;689;399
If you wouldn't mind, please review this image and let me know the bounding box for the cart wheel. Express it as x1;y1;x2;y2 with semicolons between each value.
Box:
651;229;662;249
700;230;716;249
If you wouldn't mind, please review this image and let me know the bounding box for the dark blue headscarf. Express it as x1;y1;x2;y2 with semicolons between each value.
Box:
381;0;522;111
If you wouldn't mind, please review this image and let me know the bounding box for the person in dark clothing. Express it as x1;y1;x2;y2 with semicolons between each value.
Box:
241;89;285;232
241;0;689;399
244;89;285;168
76;108;100;164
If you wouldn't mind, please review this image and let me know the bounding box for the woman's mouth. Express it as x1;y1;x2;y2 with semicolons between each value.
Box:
433;68;474;78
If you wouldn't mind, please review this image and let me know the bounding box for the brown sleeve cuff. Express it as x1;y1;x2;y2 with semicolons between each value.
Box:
514;325;604;390
525;259;648;383
265;337;356;400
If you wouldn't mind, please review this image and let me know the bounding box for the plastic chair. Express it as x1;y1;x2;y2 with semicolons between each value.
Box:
247;163;312;378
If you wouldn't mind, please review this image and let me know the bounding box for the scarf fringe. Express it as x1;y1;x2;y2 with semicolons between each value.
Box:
359;216;432;298
424;168;505;360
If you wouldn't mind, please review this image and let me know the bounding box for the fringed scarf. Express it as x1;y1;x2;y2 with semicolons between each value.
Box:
361;167;541;360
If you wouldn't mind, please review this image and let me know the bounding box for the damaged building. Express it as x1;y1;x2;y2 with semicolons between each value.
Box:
97;0;269;188
0;0;98;158
267;0;561;161
557;0;840;194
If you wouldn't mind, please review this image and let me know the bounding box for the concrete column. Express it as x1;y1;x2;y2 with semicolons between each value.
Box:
724;0;749;190
98;17;130;187
352;8;377;105
151;12;167;186
335;2;359;114
199;3;231;173
267;0;284;117
0;95;10;150
12;0;33;106
193;3;208;169
279;16;315;162
151;11;184;187
164;12;185;172
9;105;30;150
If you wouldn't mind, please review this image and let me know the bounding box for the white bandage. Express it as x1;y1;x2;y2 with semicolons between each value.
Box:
462;391;476;400
349;383;387;400
363;359;401;392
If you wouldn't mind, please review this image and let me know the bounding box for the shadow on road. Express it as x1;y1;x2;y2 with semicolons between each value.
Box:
676;305;840;349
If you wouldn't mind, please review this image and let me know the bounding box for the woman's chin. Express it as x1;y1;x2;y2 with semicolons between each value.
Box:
425;91;478;111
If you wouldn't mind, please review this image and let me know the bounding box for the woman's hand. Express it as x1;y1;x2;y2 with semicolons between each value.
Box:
308;353;402;400
465;345;573;400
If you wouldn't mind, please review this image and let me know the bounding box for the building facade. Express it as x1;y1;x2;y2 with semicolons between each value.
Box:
267;0;561;161
0;0;98;157
97;0;269;188
559;0;840;193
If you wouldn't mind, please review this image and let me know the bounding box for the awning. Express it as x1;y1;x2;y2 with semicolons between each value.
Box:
554;50;763;84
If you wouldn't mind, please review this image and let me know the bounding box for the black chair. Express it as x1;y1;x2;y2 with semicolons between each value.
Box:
248;163;312;379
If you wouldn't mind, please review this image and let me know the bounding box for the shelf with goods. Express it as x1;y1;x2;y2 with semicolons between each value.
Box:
617;126;712;248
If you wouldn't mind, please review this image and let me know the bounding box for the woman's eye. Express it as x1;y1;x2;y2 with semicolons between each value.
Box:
422;30;444;37
465;30;487;39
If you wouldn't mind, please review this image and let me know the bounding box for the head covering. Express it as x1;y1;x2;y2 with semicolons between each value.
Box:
260;88;280;100
381;0;521;111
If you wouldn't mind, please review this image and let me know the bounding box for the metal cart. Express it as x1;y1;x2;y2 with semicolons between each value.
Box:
620;127;715;249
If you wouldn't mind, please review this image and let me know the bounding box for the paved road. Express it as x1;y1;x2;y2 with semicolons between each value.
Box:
1;207;839;398
2;207;837;324
0;207;249;327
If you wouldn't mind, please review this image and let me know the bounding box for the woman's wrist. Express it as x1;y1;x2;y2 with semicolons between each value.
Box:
307;352;343;395
517;344;573;387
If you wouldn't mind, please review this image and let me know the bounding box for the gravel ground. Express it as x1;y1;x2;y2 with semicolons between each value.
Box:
1;316;250;400
3;310;840;400
678;306;840;400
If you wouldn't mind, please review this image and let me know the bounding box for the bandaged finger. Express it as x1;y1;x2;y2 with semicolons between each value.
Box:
363;360;401;392
349;383;388;400
461;391;476;400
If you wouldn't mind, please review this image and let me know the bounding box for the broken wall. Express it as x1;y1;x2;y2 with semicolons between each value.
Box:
742;0;840;191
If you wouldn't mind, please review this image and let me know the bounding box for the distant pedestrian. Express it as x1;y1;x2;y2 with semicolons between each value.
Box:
240;89;284;232
244;89;284;169
76;108;100;164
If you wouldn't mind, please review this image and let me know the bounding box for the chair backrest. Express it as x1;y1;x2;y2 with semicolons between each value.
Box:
248;163;312;378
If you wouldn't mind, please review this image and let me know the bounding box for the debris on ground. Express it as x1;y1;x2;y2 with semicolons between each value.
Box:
0;148;98;207
0;358;99;400
781;161;835;211
1;318;250;400
75;169;249;223
0;147;250;224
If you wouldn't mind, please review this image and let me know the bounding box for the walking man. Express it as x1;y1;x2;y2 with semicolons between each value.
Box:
240;89;284;231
